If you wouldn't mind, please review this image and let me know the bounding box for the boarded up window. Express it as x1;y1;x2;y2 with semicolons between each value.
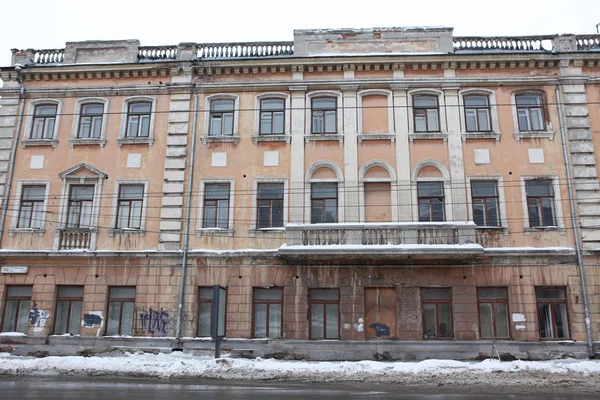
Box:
364;182;391;223
362;95;388;134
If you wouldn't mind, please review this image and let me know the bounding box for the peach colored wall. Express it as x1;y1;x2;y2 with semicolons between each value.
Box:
354;70;392;79
361;95;388;133
364;182;391;222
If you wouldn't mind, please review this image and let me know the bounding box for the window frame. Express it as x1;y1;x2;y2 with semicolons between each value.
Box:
197;286;227;337
463;94;492;133
203;94;240;142
470;181;500;227
308;288;340;340
252;287;283;339
310;182;339;224
16;184;46;229
118;96;156;145
412;94;441;133
70;98;109;146
511;91;553;139
520;176;564;231
197;179;235;235
251;178;288;232
22;99;62;146
203;183;231;229
109;180;149;236
515;93;545;132
477;287;511;339
411;160;453;223
115;184;145;230
105;286;136;336
65;184;95;229
125;101;152;138
466;176;508;230
305;91;343;138
259;98;285;135
421;288;453;339
30;103;58;139
305;161;345;224
535;287;570;340
256;182;285;229
417;181;445;222
209;99;235;137
53;286;84;335
1;285;32;333
311;97;338;134
459;89;501;140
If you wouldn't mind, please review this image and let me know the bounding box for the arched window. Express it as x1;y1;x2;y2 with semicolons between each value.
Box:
305;161;345;223
411;160;452;222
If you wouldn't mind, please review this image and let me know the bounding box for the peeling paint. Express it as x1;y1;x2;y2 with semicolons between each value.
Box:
515;325;526;330
354;317;364;332
512;313;526;322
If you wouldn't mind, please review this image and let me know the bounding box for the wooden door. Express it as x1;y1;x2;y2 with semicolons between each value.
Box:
364;287;397;339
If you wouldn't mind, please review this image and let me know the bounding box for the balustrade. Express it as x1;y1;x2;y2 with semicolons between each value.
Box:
59;229;92;250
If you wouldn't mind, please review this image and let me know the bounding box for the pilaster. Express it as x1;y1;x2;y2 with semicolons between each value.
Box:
289;86;307;223
391;85;412;222
342;85;359;223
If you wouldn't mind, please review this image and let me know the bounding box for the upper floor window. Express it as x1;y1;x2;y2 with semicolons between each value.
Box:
471;181;500;227
417;182;445;222
116;185;144;229
17;185;46;229
311;98;337;134
126;102;151;138
66;185;94;228
260;99;285;135
257;183;284;229
526;180;555;227
464;95;491;132
413;95;439;133
203;183;230;229
77;103;104;139
516;94;545;132
209;99;235;136
311;182;338;223
31;104;57;139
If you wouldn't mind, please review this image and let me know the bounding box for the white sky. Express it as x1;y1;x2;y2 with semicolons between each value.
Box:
0;0;599;67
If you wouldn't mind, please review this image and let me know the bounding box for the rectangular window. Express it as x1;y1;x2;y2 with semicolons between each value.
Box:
311;182;338;223
477;288;509;339
471;181;500;227
257;183;284;229
66;185;94;228
516;94;545;131
116;184;144;229
260;98;285;135
464;95;491;132
418;182;445;222
54;286;84;335
203;184;230;229
536;287;569;339
126;102;151;138
17;185;46;229
422;288;452;339
526;180;556;227
209;99;235;136
311;98;337;134
309;289;339;339
198;287;216;337
106;287;135;336
31;104;57;139
413;95;440;132
253;288;282;338
2;286;32;333
78;103;104;139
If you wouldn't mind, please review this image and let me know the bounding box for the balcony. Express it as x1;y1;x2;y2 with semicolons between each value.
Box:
279;222;483;263
58;228;93;250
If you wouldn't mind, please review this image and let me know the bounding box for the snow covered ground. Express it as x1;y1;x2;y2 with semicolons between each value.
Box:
2;352;600;390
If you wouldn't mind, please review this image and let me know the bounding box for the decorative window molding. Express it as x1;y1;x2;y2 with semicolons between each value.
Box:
520;175;565;233
196;178;235;236
358;160;398;223
305;91;344;141
252;92;290;143
465;176;508;232
411;159;453;222
249;177;288;235
459;89;501;141
357;90;395;141
22;99;61;148
9;180;51;237
408;89;447;142
108;179;150;237
202;94;240;144
511;90;554;140
69;97;109;147
304;160;345;224
117;96;156;146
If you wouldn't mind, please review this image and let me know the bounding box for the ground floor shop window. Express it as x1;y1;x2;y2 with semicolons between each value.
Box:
477;287;509;339
253;288;282;338
536;287;569;339
106;287;135;336
2;286;32;333
309;289;339;339
54;286;83;335
422;288;453;339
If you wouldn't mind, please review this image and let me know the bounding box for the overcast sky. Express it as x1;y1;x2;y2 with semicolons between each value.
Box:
0;0;599;67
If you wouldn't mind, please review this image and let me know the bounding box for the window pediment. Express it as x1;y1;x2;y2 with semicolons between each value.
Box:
59;162;108;180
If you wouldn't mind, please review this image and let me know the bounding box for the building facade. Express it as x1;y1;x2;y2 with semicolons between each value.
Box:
0;28;600;360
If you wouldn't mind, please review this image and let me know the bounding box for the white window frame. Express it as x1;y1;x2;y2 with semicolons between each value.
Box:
520;175;565;233
357;90;395;141
411;159;453;222
305;160;345;224
22;99;62;147
252;93;291;142
70;97;109;147
305;91;344;142
201;94;240;144
511;91;554;140
358;160;398;223
108;180;150;237
9;180;51;236
466;176;508;230
459;89;501;140
196;179;235;236
250;177;288;234
408;89;447;140
118;96;157;146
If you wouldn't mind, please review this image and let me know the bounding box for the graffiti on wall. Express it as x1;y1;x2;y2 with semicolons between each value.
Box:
29;302;49;333
135;307;174;336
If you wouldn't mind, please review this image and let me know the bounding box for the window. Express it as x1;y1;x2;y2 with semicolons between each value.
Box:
203;184;230;229
516;94;545;131
17;186;45;229
209;99;235;136
477;288;509;339
471;181;500;227
422;288;452;339
311;97;337;134
526;180;556;227
464;95;491;132
31;104;57;139
256;183;284;229
106;287;135;336
2;286;32;333
253;288;282;338
66;185;94;228
198;287;216;337
54;286;84;335
125;102;151;138
260;99;285;135
77;103;104;139
309;289;339;339
413;95;440;132
417;182;445;222
536;287;569;339
116;185;144;229
311;182;338;223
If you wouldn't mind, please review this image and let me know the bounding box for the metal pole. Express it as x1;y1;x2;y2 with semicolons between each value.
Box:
175;93;198;339
555;85;594;358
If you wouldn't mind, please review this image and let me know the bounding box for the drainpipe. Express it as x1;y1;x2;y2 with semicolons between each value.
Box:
555;85;594;358
175;93;198;340
0;65;26;247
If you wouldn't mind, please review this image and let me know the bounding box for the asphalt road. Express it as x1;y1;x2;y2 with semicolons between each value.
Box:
0;377;596;399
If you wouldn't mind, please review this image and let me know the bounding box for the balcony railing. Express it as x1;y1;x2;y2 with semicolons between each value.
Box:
196;42;294;59
59;228;92;250
453;36;555;53
137;46;178;61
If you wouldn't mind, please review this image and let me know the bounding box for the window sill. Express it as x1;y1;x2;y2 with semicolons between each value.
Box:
108;228;145;238
117;137;154;146
408;133;448;142
8;228;45;237
21;139;58;148
513;131;554;140
201;136;240;145
251;135;290;144
69;138;107;147
248;228;285;237
524;226;566;235
357;133;396;142
196;228;234;237
476;226;509;235
304;134;344;143
461;132;501;141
